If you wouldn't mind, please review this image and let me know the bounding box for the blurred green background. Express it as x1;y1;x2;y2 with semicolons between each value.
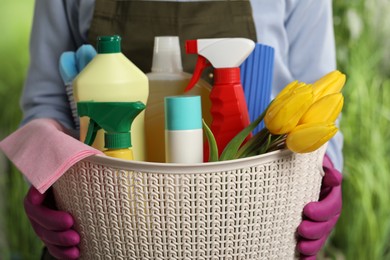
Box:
1;0;390;259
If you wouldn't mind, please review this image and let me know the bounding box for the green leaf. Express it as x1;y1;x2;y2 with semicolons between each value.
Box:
235;128;269;159
202;119;219;162
219;110;266;161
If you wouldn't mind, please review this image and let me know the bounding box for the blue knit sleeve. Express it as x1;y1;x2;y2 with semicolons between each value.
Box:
20;0;79;129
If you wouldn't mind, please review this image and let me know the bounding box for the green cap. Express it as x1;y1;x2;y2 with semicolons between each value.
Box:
105;133;131;149
77;101;145;149
97;35;121;54
165;96;202;130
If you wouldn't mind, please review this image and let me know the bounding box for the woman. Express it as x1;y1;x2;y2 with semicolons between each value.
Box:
22;1;342;259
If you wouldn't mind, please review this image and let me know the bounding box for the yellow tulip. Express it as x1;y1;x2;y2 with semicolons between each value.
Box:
274;80;306;100
286;122;338;153
265;84;313;135
312;70;346;102
300;93;344;124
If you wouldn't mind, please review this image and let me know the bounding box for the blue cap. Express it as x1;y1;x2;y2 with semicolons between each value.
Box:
165;96;202;130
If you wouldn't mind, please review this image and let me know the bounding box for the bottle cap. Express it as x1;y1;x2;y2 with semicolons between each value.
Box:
151;36;183;73
165;96;202;130
105;133;131;149
97;35;121;54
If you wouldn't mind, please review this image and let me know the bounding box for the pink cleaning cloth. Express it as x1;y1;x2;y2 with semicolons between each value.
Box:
0;118;103;194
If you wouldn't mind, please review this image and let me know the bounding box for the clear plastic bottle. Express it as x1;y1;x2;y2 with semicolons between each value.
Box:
145;36;212;162
73;35;149;161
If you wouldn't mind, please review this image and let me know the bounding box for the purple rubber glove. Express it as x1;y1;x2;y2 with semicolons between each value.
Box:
22;45;96;259
24;186;80;259
297;155;342;259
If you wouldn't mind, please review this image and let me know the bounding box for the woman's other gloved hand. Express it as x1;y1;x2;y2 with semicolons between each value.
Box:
21;46;96;259
24;186;80;259
22;45;96;259
297;155;342;260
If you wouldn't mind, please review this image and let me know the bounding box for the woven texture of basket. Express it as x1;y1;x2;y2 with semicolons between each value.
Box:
52;147;325;260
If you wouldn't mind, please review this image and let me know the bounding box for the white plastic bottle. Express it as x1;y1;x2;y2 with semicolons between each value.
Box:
145;36;211;162
73;35;149;161
165;96;203;164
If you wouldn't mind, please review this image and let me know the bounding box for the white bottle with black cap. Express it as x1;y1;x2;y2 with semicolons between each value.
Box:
164;95;203;164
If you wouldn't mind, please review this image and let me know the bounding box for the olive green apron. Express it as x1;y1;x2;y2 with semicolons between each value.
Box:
43;1;256;258
87;0;257;81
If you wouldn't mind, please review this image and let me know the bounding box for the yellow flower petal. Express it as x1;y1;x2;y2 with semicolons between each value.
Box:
274;80;305;100
300;93;344;124
265;84;313;135
312;70;346;102
286;122;338;153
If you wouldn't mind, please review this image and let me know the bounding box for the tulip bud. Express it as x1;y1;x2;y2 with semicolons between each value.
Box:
312;70;346;102
300;93;344;124
274;80;305;100
286;122;338;153
265;84;313;135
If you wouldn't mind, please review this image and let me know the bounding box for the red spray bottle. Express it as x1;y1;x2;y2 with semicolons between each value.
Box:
185;38;255;159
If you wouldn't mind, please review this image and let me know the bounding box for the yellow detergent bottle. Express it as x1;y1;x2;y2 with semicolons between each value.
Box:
145;36;212;162
73;35;149;161
77;101;146;160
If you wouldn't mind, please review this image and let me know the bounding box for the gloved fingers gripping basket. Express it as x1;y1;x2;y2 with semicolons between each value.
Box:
52;145;326;260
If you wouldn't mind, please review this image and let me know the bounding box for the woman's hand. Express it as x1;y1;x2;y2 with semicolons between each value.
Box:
24;186;80;259
297;155;342;259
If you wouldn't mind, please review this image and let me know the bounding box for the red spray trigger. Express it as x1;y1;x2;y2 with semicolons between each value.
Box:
185;40;198;54
185;56;210;92
185;40;211;92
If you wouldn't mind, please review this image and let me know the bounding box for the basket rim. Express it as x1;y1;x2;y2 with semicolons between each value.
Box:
81;149;299;174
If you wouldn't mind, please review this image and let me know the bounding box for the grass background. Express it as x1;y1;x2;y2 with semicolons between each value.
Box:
0;0;43;259
1;0;390;259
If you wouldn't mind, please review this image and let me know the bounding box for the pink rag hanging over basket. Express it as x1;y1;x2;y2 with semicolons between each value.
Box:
52;146;326;260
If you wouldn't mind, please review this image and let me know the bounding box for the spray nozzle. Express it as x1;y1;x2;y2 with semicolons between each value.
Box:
77;101;145;149
184;38;255;92
184;40;211;92
184;56;210;92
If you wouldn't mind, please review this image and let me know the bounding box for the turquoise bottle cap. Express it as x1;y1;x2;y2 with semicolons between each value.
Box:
97;35;121;54
165;96;202;130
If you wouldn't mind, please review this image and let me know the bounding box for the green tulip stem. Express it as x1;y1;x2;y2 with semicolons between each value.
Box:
265;135;287;153
219;109;267;161
235;128;270;159
202;119;219;162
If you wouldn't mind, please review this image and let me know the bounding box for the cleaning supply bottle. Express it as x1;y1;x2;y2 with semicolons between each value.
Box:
145;36;212;162
73;35;149;161
77;101;145;160
164;96;203;164
185;38;255;156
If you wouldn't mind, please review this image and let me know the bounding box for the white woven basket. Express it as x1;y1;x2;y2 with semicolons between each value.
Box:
52;146;326;260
